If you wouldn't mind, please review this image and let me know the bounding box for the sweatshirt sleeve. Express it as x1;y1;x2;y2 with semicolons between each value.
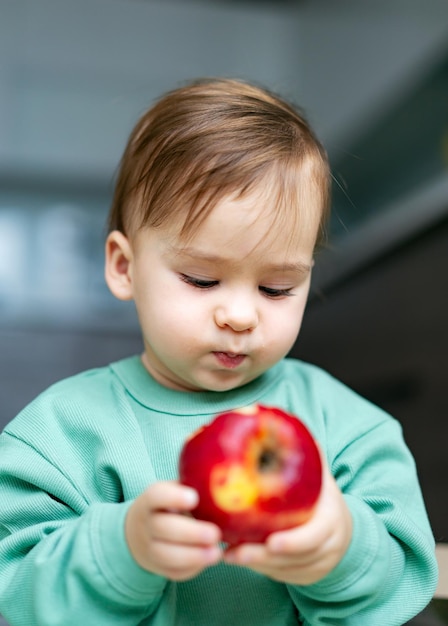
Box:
0;432;167;625
286;380;438;625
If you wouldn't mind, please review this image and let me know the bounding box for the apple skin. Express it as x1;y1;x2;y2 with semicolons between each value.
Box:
178;404;322;545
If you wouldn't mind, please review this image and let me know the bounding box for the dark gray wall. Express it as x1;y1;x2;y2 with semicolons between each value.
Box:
294;219;448;542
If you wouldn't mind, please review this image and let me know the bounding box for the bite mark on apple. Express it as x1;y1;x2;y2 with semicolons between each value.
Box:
211;463;258;512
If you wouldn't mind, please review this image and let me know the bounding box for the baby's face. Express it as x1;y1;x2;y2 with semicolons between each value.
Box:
113;187;320;392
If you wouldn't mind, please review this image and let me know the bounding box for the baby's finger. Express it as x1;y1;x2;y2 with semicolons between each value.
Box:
265;524;326;555
225;543;330;586
144;481;199;512
150;539;222;580
224;543;267;566
150;511;221;546
225;536;325;569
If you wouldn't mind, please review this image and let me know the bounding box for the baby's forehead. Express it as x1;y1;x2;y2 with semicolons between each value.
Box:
158;190;320;266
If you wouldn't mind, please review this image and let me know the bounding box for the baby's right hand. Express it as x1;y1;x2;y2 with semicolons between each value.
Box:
125;481;223;581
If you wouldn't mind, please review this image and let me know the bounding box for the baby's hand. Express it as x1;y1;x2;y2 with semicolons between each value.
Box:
224;465;352;586
125;481;222;581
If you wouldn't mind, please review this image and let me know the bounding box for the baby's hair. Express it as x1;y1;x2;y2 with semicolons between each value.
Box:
108;77;331;246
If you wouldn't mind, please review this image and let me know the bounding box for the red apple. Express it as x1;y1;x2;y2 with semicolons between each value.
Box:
178;404;322;544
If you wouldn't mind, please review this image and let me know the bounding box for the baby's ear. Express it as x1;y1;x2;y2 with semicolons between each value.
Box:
104;231;134;301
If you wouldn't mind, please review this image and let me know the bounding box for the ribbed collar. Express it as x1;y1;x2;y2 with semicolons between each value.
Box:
110;355;283;416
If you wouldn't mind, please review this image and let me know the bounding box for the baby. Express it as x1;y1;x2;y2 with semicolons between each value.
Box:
0;78;437;625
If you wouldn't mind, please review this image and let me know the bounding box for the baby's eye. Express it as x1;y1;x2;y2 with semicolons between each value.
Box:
259;286;294;298
180;274;219;289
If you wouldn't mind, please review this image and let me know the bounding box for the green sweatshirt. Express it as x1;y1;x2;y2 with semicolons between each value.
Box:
0;356;437;625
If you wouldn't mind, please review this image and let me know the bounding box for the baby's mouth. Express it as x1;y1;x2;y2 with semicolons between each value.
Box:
213;352;247;369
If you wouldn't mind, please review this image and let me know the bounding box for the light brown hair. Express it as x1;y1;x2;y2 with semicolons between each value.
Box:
108;78;331;246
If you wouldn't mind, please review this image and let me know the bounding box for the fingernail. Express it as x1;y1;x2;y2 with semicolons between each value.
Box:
203;527;218;543
268;537;284;552
184;489;198;507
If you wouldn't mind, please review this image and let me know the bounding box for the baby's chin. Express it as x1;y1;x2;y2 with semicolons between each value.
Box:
188;371;264;394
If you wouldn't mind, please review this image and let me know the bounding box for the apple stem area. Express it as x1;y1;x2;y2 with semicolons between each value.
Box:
258;448;282;473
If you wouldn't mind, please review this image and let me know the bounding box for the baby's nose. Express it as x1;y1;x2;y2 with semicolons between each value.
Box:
214;296;258;332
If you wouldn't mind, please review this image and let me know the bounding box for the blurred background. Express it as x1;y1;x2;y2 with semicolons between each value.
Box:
0;0;447;623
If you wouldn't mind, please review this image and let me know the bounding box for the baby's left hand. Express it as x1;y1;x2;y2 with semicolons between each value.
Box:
223;464;352;586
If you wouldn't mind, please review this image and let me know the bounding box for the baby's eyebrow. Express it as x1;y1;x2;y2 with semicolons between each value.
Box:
166;245;312;275
167;246;228;264
268;261;312;274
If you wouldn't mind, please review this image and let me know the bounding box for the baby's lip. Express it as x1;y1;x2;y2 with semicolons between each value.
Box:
213;351;247;369
214;349;248;358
